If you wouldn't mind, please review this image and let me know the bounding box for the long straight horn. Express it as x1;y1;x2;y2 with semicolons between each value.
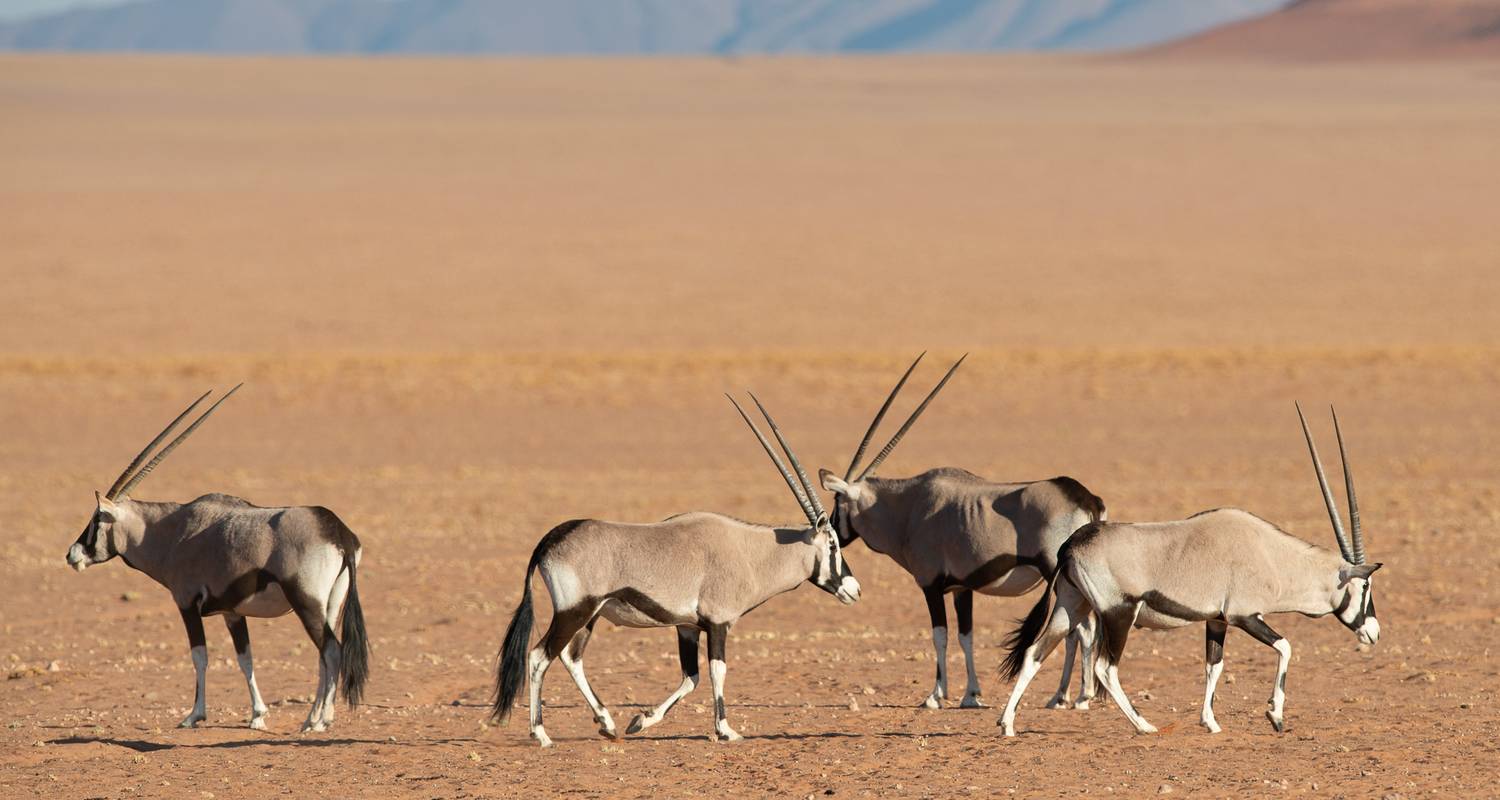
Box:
727;394;818;525
1330;405;1364;564
1295;402;1354;563
105;390;213;500
749;393;826;521
846;352;925;480
856;353;967;482
114;384;243;500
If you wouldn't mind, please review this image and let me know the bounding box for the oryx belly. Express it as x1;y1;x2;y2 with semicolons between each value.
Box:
234;584;293;618
598;593;696;628
970;564;1045;596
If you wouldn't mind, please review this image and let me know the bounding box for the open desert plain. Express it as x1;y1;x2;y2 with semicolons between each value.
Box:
1;51;1499;798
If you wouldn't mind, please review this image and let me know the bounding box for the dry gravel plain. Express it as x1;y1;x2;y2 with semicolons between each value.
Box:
1;54;1498;798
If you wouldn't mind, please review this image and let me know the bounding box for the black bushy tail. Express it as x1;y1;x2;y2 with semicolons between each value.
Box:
490;520;585;724
339;551;370;707
1000;563;1063;682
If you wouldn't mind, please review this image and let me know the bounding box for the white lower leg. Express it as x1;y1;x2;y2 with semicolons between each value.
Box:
958;631;985;707
559;645;616;737
528;648;553;747
302;647;330;732
237;648;269;730
1200;660;1225;733
923;626;948;709
999;651;1044;737
1097;660;1156;734
1047;634;1078;709
709;659;740;741
179;646;208;728
1267;639;1291;731
629;674;698;734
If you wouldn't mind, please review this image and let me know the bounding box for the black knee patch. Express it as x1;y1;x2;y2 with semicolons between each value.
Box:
1100;606;1135;664
1205;621;1226;665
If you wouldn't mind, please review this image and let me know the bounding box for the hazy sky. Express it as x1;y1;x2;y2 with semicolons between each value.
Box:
1;0;132;22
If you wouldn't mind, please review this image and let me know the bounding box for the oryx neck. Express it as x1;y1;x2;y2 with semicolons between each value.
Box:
113;498;184;581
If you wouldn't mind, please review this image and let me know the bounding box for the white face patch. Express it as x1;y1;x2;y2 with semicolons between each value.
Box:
1357;616;1380;644
836;576;861;604
66;543;88;571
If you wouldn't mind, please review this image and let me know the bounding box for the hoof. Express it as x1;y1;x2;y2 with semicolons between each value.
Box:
249;717;268;731
1134;722;1159;735
598;724;619;740
1200;718;1222;734
300;721;327;733
960;694;987;709
713;726;743;742
1044;694;1071;710
625;714;650;735
921;694;942;710
1266;712;1285;733
531;728;554;748
178;715;204;729
1073;699;1091;711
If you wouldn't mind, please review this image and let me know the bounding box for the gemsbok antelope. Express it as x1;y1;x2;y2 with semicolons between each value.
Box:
998;404;1381;737
816;354;1106;710
490;393;860;747
64;387;369;732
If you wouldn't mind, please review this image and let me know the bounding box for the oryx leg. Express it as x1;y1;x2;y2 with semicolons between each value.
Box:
1200;619;1228;733
289;588;339;733
706;622;741;742
999;580;1089;736
1046;627;1079;709
954;590;985;708
527;602;595;747
627;626;701;735
921;584;949;709
1235;614;1291;732
557;618;618;739
1073;612;1097;709
316;561;353;729
225;614;268;730
177;606;208;728
1092;601;1157;734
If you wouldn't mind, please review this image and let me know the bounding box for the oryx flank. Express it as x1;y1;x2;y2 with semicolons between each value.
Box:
999;404;1381;737
65;387;370;732
490;393;860;747
817;354;1106;710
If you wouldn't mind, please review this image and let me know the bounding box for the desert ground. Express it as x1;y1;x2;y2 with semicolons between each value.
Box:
2;54;1499;798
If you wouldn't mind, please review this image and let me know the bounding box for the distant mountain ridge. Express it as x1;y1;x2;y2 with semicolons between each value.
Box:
0;0;1289;54
1150;0;1500;59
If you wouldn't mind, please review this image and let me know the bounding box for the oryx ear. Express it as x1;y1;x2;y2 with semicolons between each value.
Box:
820;469;851;496
95;492;120;523
1339;562;1382;582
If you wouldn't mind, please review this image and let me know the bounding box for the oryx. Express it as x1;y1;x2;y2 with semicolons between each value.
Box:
64;387;370;732
816;354;1106;710
490;393;860;747
998;404;1382;737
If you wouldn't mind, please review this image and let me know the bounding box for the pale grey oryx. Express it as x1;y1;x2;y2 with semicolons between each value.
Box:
490;393;860;747
999;404;1381;737
65;387;370;732
816;354;1106;710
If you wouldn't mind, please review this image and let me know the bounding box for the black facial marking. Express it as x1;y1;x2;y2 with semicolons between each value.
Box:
954;590;975;637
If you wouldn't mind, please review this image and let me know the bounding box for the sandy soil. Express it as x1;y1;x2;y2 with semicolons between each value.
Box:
2;55;1498;798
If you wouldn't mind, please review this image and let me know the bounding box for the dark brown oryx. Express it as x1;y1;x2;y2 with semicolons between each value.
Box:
816;354;1106;709
999;404;1381;737
65;387;369;732
490;394;859;746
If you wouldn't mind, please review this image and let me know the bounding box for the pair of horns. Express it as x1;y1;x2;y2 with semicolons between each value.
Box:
728;393;826;530
1296;403;1365;565
105;385;242;501
845;352;966;482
